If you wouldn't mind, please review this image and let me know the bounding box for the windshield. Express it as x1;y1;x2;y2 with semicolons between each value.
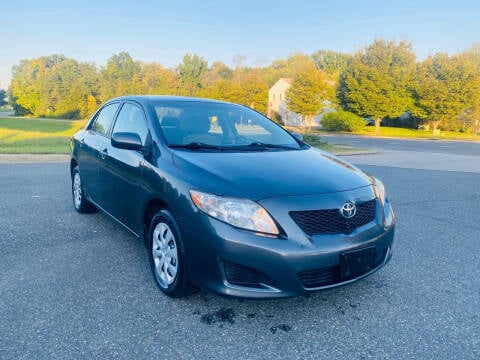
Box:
153;100;301;150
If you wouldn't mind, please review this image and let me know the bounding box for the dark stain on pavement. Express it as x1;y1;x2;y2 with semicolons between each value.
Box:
270;324;292;334
200;308;236;325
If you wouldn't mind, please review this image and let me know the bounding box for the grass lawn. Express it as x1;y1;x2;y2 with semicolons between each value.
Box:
0;117;85;154
300;133;364;153
311;126;479;140
355;126;479;140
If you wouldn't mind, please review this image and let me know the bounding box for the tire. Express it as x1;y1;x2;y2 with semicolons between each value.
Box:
71;165;96;213
148;209;194;297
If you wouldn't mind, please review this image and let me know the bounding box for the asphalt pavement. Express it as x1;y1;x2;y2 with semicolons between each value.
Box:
344;150;480;173
1;161;479;359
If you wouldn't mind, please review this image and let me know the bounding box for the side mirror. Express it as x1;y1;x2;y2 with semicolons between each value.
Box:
291;132;304;142
111;132;143;151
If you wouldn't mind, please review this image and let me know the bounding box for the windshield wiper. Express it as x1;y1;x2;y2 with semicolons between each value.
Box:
168;142;297;151
239;142;298;150
168;142;224;151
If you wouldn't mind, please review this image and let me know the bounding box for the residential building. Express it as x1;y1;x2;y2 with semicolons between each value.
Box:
268;78;301;126
267;78;331;126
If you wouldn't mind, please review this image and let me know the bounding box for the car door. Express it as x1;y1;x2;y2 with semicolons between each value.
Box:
77;102;120;203
98;101;150;233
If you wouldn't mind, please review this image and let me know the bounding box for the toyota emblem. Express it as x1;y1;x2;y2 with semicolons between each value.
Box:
340;202;356;219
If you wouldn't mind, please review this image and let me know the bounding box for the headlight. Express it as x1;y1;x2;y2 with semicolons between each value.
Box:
373;178;386;205
190;190;279;235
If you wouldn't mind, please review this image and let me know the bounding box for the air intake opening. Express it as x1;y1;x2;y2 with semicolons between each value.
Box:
223;261;273;289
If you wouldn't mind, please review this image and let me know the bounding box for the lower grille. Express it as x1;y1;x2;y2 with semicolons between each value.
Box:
297;267;338;288
298;248;387;289
223;261;267;288
290;199;377;235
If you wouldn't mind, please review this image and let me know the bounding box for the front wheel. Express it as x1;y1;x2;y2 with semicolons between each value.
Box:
71;165;96;213
148;209;194;297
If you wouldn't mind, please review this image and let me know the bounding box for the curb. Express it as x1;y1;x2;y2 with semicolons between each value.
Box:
334;149;378;156
321;133;480;143
0;154;70;163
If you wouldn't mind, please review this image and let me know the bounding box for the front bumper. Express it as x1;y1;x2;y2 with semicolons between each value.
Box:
179;191;395;298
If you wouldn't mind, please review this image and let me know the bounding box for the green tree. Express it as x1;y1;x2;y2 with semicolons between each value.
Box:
7;87;28;115
286;66;333;129
10;54;100;119
311;50;351;77
10;55;68;116
100;52;142;101
262;53;317;87
140;63;179;95
65;62;100;118
459;46;480;134
202;71;268;113
414;53;480;133
203;78;241;103
201;61;233;89
337;39;416;134
40;58;85;117
177;53;208;96
10;59;43;115
238;73;269;113
0;89;7;106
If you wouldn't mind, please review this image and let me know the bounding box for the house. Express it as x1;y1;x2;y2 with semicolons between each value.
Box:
267;78;290;117
268;78;301;125
267;78;332;126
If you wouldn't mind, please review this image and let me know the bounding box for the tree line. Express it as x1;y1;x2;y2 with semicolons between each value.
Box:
6;39;480;133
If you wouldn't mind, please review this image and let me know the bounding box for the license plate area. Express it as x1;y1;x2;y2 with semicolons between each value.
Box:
340;246;375;280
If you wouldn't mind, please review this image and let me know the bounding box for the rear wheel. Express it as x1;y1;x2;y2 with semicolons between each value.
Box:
148;209;194;297
71;165;96;213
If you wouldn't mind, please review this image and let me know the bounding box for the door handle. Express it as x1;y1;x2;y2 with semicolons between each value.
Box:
99;148;108;160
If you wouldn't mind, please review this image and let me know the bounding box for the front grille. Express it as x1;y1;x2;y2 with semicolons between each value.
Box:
290;199;377;235
223;261;265;288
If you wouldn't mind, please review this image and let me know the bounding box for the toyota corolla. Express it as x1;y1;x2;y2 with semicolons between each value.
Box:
70;96;395;298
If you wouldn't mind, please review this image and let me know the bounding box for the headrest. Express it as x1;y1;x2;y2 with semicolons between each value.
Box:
161;116;179;127
183;115;211;133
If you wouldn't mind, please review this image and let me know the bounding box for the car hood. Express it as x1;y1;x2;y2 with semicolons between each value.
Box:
172;148;373;200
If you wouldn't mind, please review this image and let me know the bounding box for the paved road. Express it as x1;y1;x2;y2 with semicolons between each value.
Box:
322;134;480;156
1;162;479;359
344;150;480;173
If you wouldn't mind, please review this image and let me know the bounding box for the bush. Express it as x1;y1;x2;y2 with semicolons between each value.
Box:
301;133;329;148
321;111;365;132
271;111;284;125
382;113;419;129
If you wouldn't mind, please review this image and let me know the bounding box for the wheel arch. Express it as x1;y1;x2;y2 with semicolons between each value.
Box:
70;158;78;178
143;197;172;247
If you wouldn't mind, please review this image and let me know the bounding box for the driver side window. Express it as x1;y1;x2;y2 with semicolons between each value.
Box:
112;103;148;145
90;102;120;136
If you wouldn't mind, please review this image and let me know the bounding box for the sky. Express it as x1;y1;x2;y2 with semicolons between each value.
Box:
1;0;480;88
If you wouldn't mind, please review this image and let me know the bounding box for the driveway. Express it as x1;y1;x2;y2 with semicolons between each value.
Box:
0;155;479;359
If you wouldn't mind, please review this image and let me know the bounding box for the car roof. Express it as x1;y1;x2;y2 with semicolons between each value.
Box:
107;95;232;106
